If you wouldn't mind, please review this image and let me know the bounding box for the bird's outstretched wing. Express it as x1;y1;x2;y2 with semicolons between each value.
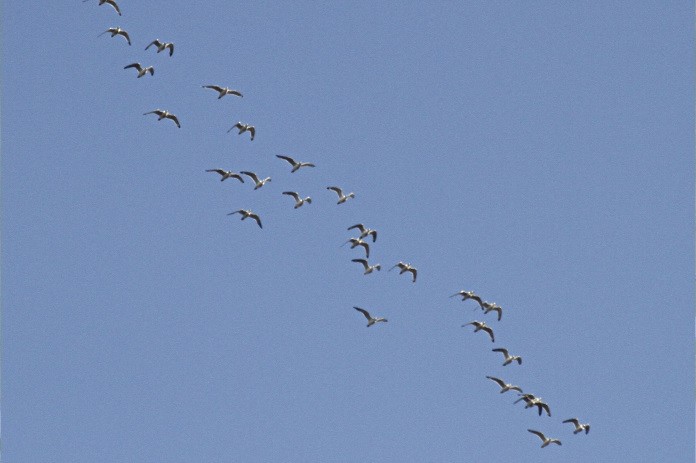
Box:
145;39;162;50
353;306;372;320
124;62;142;71
347;223;366;233
203;85;224;93
165;114;181;128
276;155;297;166
165;42;174;56
527;430;546;442
562;418;580;426
482;326;495;342
106;0;121;15
206;169;226;176
240;171;260;183
327;186;344;197
249;214;262;229
492;348;509;357
351;258;369;269
485;376;506;389
247;126;255;140
227;210;244;216
143;109;163;116
283;191;301;202
118;30;131;45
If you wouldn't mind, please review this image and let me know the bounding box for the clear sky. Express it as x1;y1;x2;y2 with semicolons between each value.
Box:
2;2;694;462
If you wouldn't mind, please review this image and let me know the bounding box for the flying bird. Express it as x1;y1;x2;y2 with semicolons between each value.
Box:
227;210;262;229
98;27;130;45
282;191;312;209
517;395;551;417
482;301;503;321
389;262;417;283
228;122;255;141
145;39;174;56
275;155;315;173
353;307;387;327
492;348;522;366
352;258;381;275
240;171;271;190
206;169;244;183
527;430;561;448
461;321;495;342
143;109;180;128
84;0;121;16
562;418;590;435
327;186;355;204
485;376;523;394
124;63;154;78
202;85;243;99
342;238;370;258
449;290;485;309
347;224;377;242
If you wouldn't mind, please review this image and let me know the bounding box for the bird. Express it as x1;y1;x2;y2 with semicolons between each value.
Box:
347;224;377;242
492;348;522;366
124;63;154;78
562;418;590;435
352;258;381;275
449;290;485;309
485;376;523;394
482;301;503;321
341;238;370;258
202;85;243;99
515;393;537;405
145;39;174;56
227;210;262;229
205;169;244;183
275;155;315;173
389;262;417;283
282;191;312;209
227;122;255;141
83;0;121;16
240;171;271;190
527;430;561;448
353;307;387;327
327;186;355;204
143;109;180;128
519;396;551;417
98;27;130;45
461;321;495;342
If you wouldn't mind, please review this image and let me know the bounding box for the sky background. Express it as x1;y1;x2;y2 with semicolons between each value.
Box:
2;1;694;462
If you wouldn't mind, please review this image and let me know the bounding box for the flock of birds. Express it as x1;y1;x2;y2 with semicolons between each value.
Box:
86;0;590;451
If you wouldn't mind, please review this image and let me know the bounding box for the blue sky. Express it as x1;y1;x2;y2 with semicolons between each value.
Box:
2;1;694;461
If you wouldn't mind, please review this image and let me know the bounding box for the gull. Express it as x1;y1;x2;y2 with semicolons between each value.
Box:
83;0;121;16
327;186;355;204
449;290;485;309
143;109;180;128
282;191;312;209
98;27;131;45
515;393;537;405
145;39;174;56
353;307;387;327
517;395;551;417
124;63;154;78
202;85;243;99
240;171;271;190
482;301;503;321
227;122;255;141
562;418;590;435
461;321;495;342
527;430;561;448
347;223;377;242
275;155;315;173
492;348;522;366
485;376;523;394
352;258;381;275
389;262;417;283
341;238;370;258
205;169;244;183
227;210;262;229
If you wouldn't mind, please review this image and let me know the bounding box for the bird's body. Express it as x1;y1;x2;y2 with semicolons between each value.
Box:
353;306;387;327
240;171;271;190
461;321;495;342
327;186;355;204
492;348;522;366
342;238;370;258
482;301;503;321
98;27;130;45
145;39;174;56
276;155;315;173
389;262;417;283
227;209;262;228
562;418;590;435
450;290;485;309
143;109;180;128
352;258;381;275
84;0;121;16
527;430;561;448
202;85;243;99
228;122;255;140
206;169;244;183
282;191;312;209
347;223;377;242
485;376;523;394
124;63;154;78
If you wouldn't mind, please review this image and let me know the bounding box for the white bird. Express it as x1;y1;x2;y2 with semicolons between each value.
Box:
482;301;503;321
352;258;381;275
143;109;180;128
461;321;495;342
327;186;355;204
342;238;370;258
353;307;387;327
275;155;315;173
492;348;522;366
347;223;377;242
562;418;590;435
282;191;312;209
517;395;551;417
485;376;523;394
124;63;154;78
227;209;262;229
389;262;417;283
98;27;130;45
145;39;174;56
206;169;244;183
240;171;271;190
227;122;255;141
83;0;121;16
527;430;561;448
202;85;243;99
449;290;485;309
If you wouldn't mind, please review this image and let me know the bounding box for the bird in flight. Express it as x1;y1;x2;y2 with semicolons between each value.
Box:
84;0;121;16
482;301;503;321
461;321;495;342
143;109;180;128
240;171;271;190
124;63;154;78
562;418;590;435
282;191;312;209
485;376;523;394
492;348;522;366
227;210;262;229
327;186;355;204
352;258;381;275
228;122;255;141
389;262;417;283
449;290;485;309
347;223;377;242
342;238;370;258
527;430;561;448
206;169;244;183
98;27;130;45
202;85;243;99
353;307;387;327
275;155;315;173
516;394;551;417
145;39;174;56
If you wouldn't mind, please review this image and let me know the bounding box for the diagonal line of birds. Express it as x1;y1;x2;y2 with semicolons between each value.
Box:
85;0;590;452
